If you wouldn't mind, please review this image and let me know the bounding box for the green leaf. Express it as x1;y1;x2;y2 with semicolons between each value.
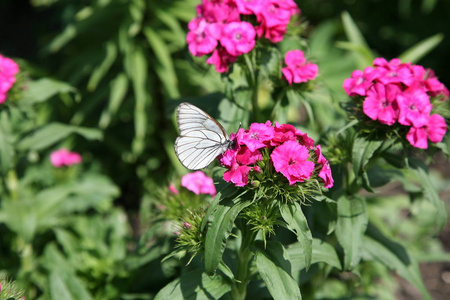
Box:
0;112;15;172
254;241;302;300
144;26;180;99
99;72;129;129
154;269;231;300
22;78;77;104
398;33;443;64
87;41;118;91
341;11;374;68
409;160;447;231
124;46;149;156
204;194;252;275
279;202;312;269
287;238;342;283
335;195;368;270
352;136;384;191
363;225;431;300
18;122;102;151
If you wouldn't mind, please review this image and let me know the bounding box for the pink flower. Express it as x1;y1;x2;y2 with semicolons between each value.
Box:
234;0;264;15
168;184;179;195
343;67;376;97
206;47;237;73
259;0;296;28
271;140;315;185
198;0;240;24
427;114;447;143
0;54;20;104
282;50;318;84
406;114;447;149
363;83;401;125
220;145;262;187
50;148;82;167
315;145;334;188
181;171;216;196
240;121;274;152
397;88;431;127
220;21;256;56
186;18;219;56
373;58;414;87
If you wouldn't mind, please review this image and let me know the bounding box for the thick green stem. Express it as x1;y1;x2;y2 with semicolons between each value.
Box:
231;224;257;300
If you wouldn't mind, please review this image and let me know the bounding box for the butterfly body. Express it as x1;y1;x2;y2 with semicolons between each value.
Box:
175;103;234;170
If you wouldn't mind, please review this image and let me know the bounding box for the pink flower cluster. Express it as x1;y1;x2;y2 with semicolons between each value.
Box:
187;0;300;73
50;148;82;167
219;121;333;188
343;58;448;149
282;50;318;84
0;54;20;104
181;171;217;196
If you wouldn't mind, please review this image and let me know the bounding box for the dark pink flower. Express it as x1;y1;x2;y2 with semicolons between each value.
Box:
234;0;264;15
50;148;82;167
427;114;447;143
168;184;179;195
206;47;237;73
271;140;315;185
240;121;274;151
406;114;447;149
181;171;216;196
343;67;376;97
315;145;334;188
373;58;414;87
223;161;252;186
0;54;20;104
259;0;296;28
397;88;431;127
220;21;256;56
198;0;240;23
363;83;401;125
186;18;219;57
282;50;318;84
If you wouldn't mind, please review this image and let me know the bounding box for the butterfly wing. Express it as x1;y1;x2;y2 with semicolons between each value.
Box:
175;103;230;170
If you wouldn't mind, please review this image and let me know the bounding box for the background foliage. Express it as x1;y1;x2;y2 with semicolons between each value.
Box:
0;0;449;299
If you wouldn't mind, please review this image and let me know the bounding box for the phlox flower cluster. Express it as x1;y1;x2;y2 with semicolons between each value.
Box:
181;171;216;196
50;148;82;167
343;58;449;149
0;54;19;104
187;0;300;73
282;50;318;85
219;121;333;189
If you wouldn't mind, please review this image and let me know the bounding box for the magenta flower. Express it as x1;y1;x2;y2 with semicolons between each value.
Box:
0;54;20;104
282;50;318;84
206;47;237;73
343;67;376;97
50;148;82;168
259;0;296;28
234;0;264;15
271;141;315;185
373;57;414;87
240;121;274;152
220;21;256;56
397;88;431;127
315;145;334;188
168;184;179;195
198;0;240;24
426;114;447;143
186;18;219;57
220;144;262;187
363;83;400;125
181;171;216;196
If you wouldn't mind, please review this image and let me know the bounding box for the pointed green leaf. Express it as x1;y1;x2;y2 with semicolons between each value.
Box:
254;241;302;300
99;72;129;128
154;269;231;300
363;225;431;300
398;33;443;64
341;11;374;67
204;194;252;275
279;202;312;269
87;41;117;91
335;196;368;270
22;78;77;104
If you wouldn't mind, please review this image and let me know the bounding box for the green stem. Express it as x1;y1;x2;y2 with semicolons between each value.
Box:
231;223;257;300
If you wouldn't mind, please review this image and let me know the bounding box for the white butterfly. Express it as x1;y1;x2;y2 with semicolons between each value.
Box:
175;102;234;170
